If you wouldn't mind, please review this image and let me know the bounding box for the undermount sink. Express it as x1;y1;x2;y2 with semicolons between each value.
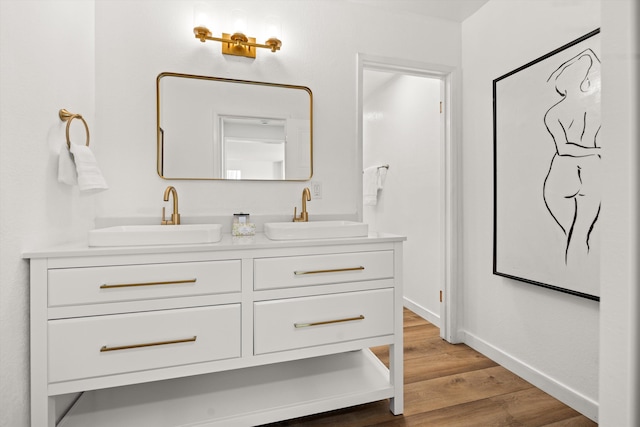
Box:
88;224;222;247
263;221;368;240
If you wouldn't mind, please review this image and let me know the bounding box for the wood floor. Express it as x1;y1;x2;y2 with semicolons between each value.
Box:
263;308;597;427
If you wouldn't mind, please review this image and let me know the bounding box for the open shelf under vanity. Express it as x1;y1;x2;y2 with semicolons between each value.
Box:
59;350;392;427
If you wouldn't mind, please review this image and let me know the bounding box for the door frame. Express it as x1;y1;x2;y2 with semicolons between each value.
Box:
356;53;462;343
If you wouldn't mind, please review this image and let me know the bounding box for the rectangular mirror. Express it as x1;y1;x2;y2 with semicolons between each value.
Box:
157;73;313;180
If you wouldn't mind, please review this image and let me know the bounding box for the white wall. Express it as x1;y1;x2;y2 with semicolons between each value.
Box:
0;1;97;426
461;0;601;420
92;0;461;221
0;1;461;425
363;73;442;324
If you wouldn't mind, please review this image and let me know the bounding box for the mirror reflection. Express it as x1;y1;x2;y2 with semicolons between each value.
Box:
157;73;312;180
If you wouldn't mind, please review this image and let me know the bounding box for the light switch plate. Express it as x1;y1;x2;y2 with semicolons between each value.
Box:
311;181;322;199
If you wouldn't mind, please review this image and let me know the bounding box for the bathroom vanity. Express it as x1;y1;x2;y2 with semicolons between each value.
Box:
26;232;404;426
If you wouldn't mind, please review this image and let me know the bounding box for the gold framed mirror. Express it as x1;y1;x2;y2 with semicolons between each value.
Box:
157;73;312;180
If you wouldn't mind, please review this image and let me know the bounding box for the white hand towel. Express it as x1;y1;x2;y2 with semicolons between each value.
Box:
363;166;379;206
377;166;388;189
69;144;108;192
363;166;388;206
58;144;78;185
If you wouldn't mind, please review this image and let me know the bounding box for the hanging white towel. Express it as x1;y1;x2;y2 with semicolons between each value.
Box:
377;166;388;189
69;144;108;192
363;166;378;206
58;144;78;185
363;166;387;206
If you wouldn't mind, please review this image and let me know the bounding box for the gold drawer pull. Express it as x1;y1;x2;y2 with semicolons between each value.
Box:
294;315;365;328
293;266;365;276
100;336;197;352
100;278;197;289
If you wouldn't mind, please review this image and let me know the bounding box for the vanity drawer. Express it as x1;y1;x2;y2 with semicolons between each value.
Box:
253;251;393;290
48;304;241;383
48;260;241;307
254;288;394;354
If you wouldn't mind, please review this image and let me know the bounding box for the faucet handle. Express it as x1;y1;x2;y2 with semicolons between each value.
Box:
293;207;297;222
161;206;173;225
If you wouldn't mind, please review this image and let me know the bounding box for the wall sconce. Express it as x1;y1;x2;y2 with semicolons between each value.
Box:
193;4;282;59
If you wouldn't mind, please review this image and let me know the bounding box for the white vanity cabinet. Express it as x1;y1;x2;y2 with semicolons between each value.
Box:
26;234;404;427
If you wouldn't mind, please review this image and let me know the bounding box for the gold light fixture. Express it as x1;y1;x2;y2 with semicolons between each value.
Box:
193;4;281;59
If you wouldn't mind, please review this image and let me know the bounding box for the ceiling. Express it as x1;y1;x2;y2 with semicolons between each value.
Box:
347;0;489;22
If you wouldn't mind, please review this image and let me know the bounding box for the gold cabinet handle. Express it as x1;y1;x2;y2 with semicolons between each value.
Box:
293;266;364;276
294;315;365;328
100;336;197;352
100;278;197;289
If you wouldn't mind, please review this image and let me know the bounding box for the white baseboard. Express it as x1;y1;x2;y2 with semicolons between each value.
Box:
403;297;440;328
461;330;599;423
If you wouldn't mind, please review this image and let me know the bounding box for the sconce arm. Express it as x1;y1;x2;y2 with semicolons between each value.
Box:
194;28;281;52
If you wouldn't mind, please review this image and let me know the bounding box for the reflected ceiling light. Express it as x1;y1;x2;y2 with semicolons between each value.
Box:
193;3;282;58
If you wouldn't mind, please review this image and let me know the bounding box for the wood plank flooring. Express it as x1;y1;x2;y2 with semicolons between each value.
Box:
263;309;597;426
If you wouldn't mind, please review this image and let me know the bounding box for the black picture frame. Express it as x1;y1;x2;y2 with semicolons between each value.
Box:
493;29;601;301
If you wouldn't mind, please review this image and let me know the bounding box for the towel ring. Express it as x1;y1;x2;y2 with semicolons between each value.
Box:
59;109;90;149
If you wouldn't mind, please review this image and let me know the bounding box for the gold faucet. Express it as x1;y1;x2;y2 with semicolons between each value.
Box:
293;187;311;222
161;186;181;225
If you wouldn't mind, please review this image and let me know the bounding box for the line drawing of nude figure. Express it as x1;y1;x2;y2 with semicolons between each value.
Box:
543;48;601;266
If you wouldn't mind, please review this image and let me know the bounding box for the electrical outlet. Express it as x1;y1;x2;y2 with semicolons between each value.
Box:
311;181;322;199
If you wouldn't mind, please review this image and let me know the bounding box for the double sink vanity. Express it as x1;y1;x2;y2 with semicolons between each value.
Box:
26;72;405;426
26;206;405;426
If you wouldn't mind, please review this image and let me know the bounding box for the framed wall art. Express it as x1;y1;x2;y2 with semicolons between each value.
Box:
493;29;601;301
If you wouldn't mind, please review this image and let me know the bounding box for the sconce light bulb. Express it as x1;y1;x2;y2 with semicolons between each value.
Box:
193;2;213;29
230;9;248;36
264;15;282;41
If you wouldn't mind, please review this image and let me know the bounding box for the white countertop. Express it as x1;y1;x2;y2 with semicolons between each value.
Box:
23;232;406;259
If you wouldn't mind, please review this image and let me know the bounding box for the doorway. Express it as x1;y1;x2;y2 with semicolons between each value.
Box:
357;54;461;342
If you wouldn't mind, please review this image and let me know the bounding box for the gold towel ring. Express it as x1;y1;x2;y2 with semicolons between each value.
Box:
59;109;90;149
